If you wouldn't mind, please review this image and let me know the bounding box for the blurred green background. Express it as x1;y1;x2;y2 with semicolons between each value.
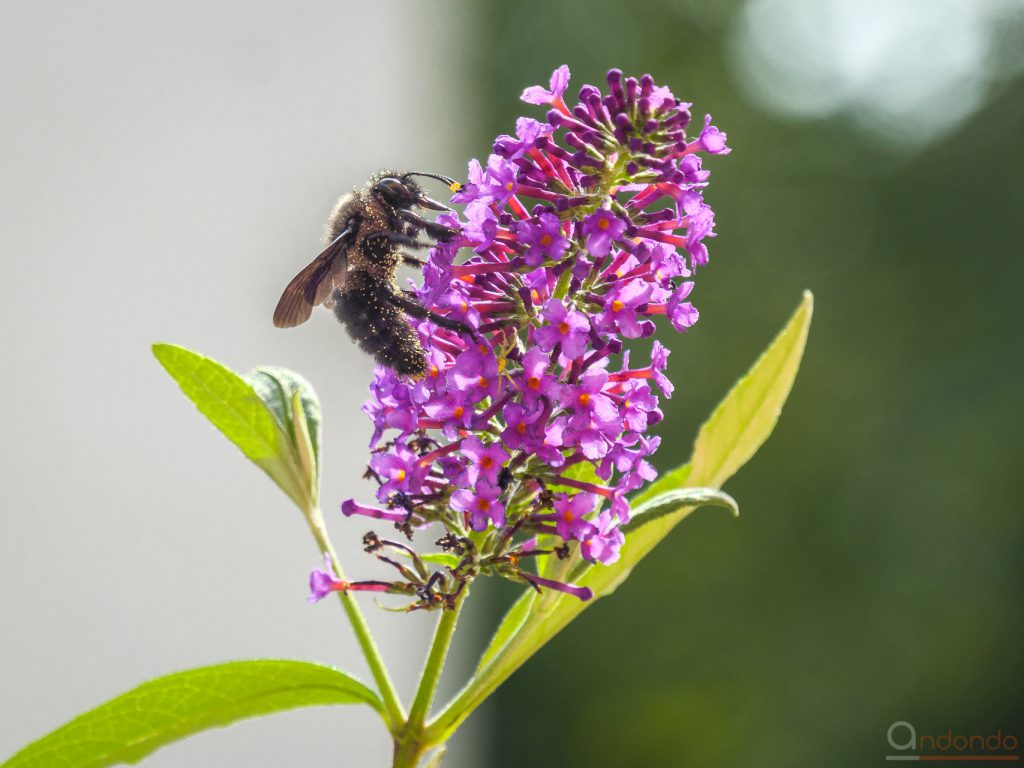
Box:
456;0;1024;764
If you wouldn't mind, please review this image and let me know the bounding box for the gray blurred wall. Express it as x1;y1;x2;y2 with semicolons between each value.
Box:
0;3;480;766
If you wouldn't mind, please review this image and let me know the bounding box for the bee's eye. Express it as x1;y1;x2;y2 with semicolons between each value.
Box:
376;177;410;203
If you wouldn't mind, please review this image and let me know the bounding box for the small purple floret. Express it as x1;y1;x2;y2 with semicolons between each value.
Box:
581;210;627;257
698;114;731;155
308;555;342;603
521;64;571;107
535;299;591;359
518;212;570;265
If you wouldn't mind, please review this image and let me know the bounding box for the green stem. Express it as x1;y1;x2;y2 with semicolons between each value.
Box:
391;737;426;768
304;507;406;730
424;612;533;744
407;588;468;731
393;738;447;768
426;544;583;740
390;587;468;765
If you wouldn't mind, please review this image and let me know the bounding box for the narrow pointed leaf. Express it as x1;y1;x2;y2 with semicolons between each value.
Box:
688;290;815;489
420;553;462;569
152;344;282;464
620;487;739;535
423;746;448;768
441;292;813;742
2;660;383;768
628;463;692;509
291;389;319;503
580;290;812;600
152;345;312;511
246;367;323;500
474;591;537;675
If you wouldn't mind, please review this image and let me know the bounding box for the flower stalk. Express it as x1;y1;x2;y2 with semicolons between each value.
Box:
311;62;730;758
392;587;469;767
302;505;406;730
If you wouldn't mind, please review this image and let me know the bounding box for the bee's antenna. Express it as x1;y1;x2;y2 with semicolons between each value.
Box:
402;171;462;194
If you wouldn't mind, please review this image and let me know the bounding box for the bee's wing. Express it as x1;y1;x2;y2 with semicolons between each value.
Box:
273;227;352;328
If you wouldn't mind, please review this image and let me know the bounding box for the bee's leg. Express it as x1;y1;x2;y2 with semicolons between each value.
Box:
362;232;439;269
384;288;477;338
364;231;434;251
396;209;460;242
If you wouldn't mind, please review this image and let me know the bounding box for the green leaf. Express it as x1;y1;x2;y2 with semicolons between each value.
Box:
687;290;815;489
152;345;320;512
423;746;447;768
546;460;601;495
628;462;692;510
152;344;283;465
474;590;537;675
1;660;382;768
620;487;739;535
580;289;813;600
420;553;462;569
246;367;323;504
436;292;813;742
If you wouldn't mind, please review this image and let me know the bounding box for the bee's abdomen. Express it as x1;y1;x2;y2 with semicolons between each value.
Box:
331;286;427;378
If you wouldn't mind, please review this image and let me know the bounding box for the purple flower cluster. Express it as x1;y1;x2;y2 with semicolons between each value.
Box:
314;66;729;610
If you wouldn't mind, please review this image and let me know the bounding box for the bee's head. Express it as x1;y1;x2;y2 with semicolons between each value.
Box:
372;172;461;212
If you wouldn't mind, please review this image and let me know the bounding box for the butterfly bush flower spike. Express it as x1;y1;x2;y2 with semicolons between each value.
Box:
314;66;729;611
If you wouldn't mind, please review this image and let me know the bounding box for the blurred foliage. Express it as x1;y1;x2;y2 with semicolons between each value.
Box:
457;0;1024;764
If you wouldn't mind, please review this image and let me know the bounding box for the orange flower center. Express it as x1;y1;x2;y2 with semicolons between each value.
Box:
611;299;624;312
481;456;494;469
453;406;465;418
597;217;610;230
527;376;540;390
540;233;552;246
558;321;570;334
516;422;527;434
395;469;406;481
579;393;591;406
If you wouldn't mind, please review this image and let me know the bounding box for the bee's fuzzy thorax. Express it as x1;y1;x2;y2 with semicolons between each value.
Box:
276;166;469;373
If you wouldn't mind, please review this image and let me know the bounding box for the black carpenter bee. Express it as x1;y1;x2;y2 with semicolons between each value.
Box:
273;171;473;377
